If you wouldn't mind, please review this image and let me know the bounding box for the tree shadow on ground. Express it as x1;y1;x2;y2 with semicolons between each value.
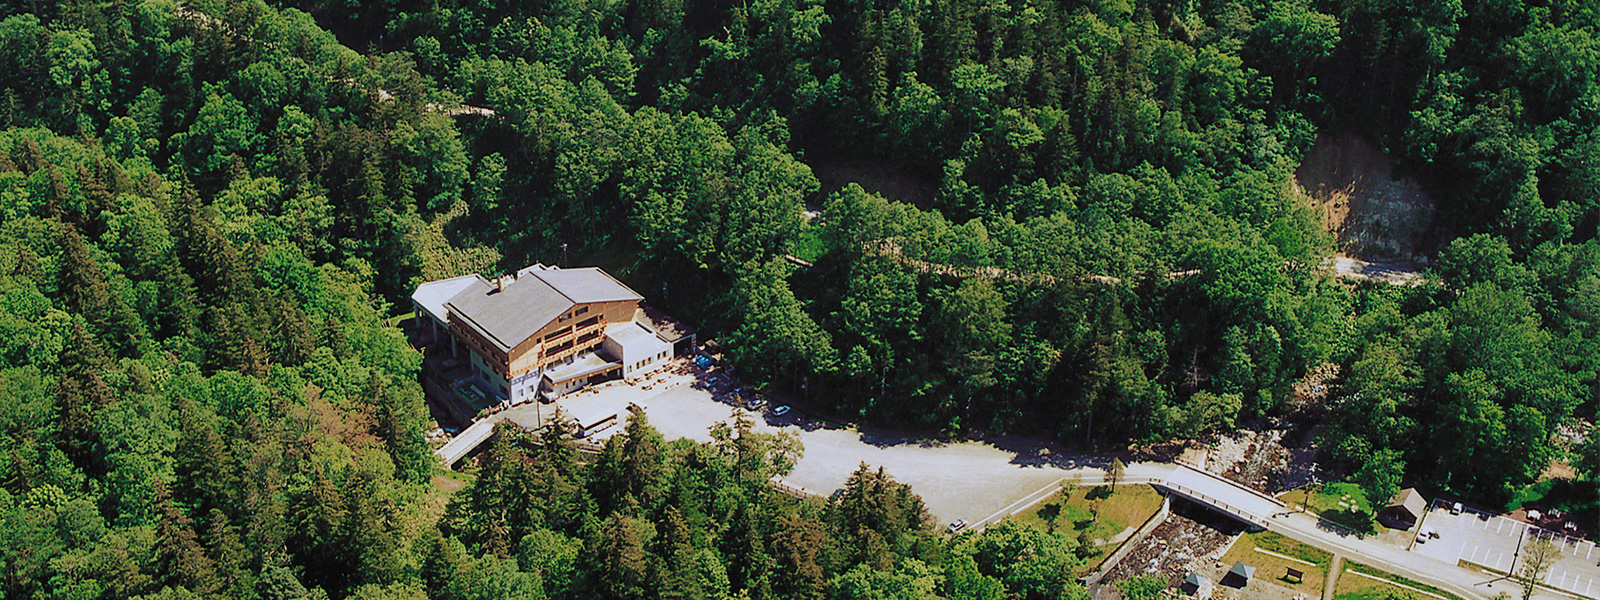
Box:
997;442;1105;471
1318;508;1377;537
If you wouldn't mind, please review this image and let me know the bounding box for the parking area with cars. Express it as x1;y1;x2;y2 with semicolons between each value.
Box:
1411;502;1600;599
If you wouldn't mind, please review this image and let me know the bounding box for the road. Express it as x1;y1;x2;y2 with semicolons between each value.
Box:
1263;510;1510;600
1147;462;1507;600
1330;255;1424;284
432;363;1561;600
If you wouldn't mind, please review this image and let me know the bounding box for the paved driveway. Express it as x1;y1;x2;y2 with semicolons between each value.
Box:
451;364;1577;600
493;364;1114;526
643;383;1112;526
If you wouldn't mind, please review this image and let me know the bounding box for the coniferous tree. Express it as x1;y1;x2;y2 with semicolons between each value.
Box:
154;484;221;595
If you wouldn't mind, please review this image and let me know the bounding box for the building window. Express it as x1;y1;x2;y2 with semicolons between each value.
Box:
576;306;589;315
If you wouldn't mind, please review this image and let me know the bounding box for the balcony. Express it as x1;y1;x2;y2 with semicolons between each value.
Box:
543;326;575;344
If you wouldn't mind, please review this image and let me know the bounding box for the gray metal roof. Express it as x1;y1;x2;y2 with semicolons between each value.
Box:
437;266;643;353
531;267;642;303
446;275;573;352
1229;562;1255;579
1388;488;1427;518
411;274;488;325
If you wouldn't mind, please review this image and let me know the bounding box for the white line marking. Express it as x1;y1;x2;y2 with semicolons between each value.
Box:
1498;520;1505;532
1588;545;1593;559
1253;547;1316;566
1345;570;1454;600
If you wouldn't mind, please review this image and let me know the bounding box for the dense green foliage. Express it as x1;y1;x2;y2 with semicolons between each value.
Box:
2;0;1600;596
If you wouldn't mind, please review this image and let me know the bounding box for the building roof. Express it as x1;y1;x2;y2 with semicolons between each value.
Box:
543;349;622;384
437;265;644;353
559;394;629;427
1388;488;1427;519
1185;573;1208;587
636;304;695;344
411;274;488;325
532;267;642;304
1229;562;1255;579
607;321;670;355
446;274;572;352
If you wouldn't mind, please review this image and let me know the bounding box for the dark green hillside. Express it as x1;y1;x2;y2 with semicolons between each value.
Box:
1;0;1598;597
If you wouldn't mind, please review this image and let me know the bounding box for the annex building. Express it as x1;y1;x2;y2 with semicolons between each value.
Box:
411;264;691;404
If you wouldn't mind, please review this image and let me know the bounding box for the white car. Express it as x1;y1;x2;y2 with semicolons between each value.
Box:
948;519;969;533
773;405;791;416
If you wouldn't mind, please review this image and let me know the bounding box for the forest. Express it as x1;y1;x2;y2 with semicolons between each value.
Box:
0;0;1597;597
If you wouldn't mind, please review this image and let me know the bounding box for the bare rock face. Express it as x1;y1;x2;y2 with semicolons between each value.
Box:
1291;132;1436;264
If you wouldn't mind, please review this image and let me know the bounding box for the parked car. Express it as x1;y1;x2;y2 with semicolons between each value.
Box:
948;519;969;533
746;397;767;411
1451;502;1463;515
773;405;791;416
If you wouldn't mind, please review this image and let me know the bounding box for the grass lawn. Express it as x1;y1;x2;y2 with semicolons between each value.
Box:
1335;561;1463;600
1221;531;1330;592
1011;483;1164;576
1281;482;1385;535
1013;483;1164;540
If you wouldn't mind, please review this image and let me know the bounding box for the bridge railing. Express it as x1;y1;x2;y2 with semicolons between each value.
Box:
1162;481;1270;528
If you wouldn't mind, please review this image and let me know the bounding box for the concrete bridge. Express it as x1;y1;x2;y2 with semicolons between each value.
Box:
434;418;499;467
1157;463;1287;527
1095;464;1493;600
430;413;1507;600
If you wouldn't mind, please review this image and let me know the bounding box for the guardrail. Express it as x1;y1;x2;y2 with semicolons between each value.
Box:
1162;481;1270;528
769;477;820;500
1173;463;1287;508
967;478;1071;532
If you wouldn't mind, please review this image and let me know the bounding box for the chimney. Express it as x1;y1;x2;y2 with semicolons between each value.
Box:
495;276;505;293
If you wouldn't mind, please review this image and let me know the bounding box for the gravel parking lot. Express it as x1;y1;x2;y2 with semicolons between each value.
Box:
499;359;1104;526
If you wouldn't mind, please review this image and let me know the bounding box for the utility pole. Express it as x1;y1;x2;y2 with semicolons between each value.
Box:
561;243;568;268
